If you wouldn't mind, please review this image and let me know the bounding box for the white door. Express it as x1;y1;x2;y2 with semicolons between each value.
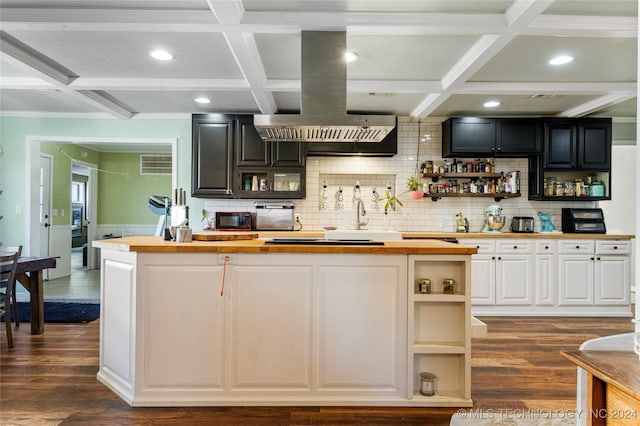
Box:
39;155;53;278
85;164;98;269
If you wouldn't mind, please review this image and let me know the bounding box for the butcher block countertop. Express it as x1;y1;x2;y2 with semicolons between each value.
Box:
256;230;634;240
93;235;478;255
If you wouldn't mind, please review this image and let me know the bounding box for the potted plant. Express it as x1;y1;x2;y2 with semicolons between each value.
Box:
407;176;425;200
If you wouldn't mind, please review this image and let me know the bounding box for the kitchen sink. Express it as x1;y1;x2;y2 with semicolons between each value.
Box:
323;229;403;240
264;237;384;246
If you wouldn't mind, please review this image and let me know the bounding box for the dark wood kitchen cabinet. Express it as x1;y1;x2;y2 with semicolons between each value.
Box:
442;117;541;158
234;116;306;199
543;118;611;170
235;116;305;168
529;117;612;201
192;114;306;199
191;114;235;198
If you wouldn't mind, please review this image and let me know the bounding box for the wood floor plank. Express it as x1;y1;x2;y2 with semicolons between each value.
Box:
1;316;634;424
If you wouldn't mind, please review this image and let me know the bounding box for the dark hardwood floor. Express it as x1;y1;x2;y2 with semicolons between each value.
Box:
0;316;635;425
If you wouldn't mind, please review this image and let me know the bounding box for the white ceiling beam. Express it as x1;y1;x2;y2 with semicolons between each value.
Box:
207;0;277;114
1;8;635;38
458;82;637;95
0;30;134;118
411;0;555;119
66;78;250;91
558;93;637;117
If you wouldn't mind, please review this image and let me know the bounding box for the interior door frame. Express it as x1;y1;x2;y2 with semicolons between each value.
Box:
25;136;178;260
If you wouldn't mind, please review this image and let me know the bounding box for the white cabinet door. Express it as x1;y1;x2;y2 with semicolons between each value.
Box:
140;254;227;391
535;241;556;306
558;255;594;305
229;264;313;390
495;254;532;305
594;255;630;305
316;257;406;396
470;255;495;305
535;254;556;305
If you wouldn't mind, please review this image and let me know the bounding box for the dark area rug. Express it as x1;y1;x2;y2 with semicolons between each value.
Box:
1;301;100;323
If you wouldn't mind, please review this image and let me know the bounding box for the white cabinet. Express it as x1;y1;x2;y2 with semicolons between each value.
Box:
98;251;414;406
461;237;632;316
407;255;472;407
558;240;630;307
459;239;533;306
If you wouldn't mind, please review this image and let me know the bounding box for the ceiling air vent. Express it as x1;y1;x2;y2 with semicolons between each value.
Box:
140;154;172;175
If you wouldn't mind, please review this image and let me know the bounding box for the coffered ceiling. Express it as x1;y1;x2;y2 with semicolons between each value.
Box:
0;0;637;121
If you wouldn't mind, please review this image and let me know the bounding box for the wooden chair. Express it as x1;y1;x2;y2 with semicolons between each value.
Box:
0;246;22;326
0;249;20;348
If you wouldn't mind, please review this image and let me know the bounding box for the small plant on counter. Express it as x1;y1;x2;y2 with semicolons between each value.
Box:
201;208;213;230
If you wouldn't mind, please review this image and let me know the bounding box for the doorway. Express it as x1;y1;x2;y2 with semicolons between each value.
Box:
26;136;177;283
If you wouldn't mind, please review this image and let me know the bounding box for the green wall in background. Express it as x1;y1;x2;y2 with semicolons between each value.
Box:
0;116;194;249
40;143;101;226
98;152;171;224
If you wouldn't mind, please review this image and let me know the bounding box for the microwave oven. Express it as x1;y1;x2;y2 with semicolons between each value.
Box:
215;211;253;231
561;208;606;234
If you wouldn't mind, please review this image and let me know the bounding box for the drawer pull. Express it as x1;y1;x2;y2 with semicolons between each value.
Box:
476;245;480;249
513;245;517;249
576;245;580;249
613;246;618;250
590;257;595;261
597;257;601;261
492;256;496;260
497;256;502;260
544;246;549;250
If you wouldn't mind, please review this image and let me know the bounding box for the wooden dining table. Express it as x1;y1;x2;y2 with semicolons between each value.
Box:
15;256;58;335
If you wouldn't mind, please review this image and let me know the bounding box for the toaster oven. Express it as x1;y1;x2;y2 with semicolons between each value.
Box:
255;204;294;230
561;208;606;234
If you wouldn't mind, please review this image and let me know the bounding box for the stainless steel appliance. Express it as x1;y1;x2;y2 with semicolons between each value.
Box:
215;211;253;231
510;216;534;233
482;204;506;233
255;204;295;230
561;208;606;234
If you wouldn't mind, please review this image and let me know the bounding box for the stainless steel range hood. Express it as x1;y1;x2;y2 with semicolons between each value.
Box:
254;31;396;143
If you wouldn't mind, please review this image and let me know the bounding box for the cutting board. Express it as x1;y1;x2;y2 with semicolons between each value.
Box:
192;231;259;241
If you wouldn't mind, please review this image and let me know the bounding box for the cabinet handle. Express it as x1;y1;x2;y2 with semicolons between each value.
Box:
513;245;517;250
492;256;496;260
544;246;549;250
597;257;601;261
476;245;480;249
497;256;502;260
575;245;580;249
590;257;595;261
613;246;618;250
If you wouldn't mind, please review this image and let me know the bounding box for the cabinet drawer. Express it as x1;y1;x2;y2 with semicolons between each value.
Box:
536;241;557;253
496;240;533;253
459;239;495;254
596;240;631;255
558;240;595;254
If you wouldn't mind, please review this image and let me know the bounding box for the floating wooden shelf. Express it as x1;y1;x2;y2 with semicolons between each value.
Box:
425;192;521;202
420;172;503;182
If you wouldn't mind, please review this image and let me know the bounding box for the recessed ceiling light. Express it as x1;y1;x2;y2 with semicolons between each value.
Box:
345;51;359;63
194;97;211;104
549;55;574;65
150;49;173;61
483;101;501;108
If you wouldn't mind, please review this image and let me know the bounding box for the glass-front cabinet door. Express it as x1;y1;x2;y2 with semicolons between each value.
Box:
236;170;305;199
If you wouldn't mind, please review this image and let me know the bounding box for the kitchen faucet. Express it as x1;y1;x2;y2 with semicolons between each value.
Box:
355;198;369;230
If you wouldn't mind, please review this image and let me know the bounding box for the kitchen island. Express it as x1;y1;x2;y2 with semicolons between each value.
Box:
93;237;476;407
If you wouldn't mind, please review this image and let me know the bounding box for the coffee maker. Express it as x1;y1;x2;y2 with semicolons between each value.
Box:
482;204;507;233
